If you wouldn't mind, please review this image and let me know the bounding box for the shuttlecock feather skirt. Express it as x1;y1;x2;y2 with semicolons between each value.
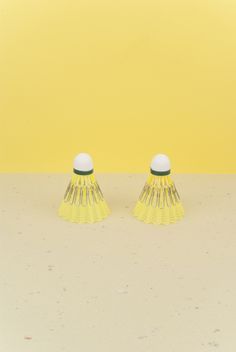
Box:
133;175;184;224
59;174;110;223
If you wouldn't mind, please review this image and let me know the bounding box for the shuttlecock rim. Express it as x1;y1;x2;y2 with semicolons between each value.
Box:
73;153;94;175
150;154;171;175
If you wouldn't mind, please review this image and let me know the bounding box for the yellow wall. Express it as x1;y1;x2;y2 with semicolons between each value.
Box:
0;0;236;173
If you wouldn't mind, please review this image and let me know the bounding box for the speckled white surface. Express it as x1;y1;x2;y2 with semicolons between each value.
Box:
0;174;236;352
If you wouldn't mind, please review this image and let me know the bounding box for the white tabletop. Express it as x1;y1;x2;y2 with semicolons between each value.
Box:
0;174;235;352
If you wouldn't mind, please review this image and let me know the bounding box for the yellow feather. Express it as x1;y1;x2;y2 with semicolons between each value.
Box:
133;175;184;225
59;173;110;223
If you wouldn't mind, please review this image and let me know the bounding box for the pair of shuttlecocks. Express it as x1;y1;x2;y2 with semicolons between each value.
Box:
59;153;184;225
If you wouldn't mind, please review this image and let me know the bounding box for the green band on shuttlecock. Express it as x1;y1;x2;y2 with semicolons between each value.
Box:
151;168;170;176
73;168;94;175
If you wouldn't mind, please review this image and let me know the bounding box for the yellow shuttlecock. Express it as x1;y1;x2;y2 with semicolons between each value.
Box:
59;153;110;223
133;154;184;225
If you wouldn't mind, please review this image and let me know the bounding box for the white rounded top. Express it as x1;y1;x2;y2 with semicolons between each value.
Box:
151;154;171;172
73;153;93;172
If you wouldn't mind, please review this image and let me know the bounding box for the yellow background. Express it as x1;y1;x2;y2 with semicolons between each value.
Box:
0;0;236;173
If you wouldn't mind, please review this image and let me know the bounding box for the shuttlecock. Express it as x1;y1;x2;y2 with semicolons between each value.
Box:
59;153;110;223
133;154;184;224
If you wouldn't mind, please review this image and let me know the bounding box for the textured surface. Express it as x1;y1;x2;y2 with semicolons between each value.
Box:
0;174;236;352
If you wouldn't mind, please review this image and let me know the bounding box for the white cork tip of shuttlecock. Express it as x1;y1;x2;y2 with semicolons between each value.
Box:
73;153;93;172
151;154;171;173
